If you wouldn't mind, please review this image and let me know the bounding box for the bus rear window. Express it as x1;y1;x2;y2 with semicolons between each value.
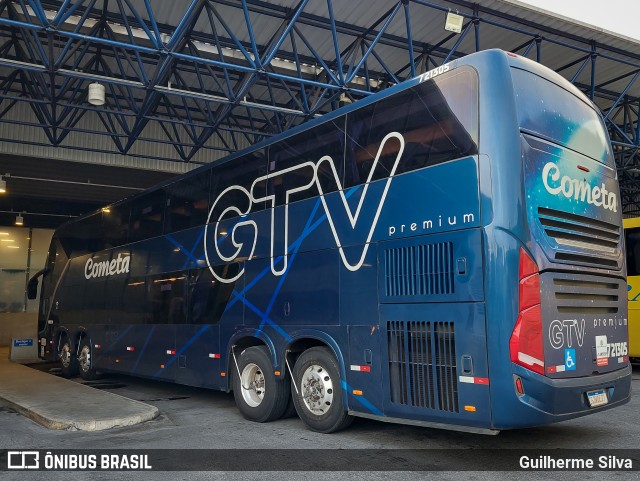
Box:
511;67;612;165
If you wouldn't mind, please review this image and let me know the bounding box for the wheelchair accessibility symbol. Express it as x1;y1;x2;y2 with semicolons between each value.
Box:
564;348;576;371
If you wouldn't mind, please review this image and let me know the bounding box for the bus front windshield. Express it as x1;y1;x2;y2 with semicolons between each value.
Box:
511;67;613;166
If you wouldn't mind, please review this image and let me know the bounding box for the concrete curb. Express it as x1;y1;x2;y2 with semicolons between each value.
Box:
0;348;159;431
1;390;160;432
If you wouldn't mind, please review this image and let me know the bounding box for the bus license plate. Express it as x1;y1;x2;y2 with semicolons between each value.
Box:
587;389;608;408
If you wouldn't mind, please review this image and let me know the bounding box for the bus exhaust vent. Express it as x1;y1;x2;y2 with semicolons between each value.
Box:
551;276;620;315
537;207;620;266
387;320;458;412
383;242;454;297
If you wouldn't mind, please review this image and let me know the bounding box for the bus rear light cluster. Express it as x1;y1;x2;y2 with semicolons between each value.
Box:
509;248;545;375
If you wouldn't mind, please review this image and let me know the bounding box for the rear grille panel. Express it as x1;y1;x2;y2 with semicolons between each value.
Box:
548;274;621;315
537;207;621;268
383;242;454;297
387;320;458;412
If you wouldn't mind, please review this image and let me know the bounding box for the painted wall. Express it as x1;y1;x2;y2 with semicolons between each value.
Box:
0;312;37;347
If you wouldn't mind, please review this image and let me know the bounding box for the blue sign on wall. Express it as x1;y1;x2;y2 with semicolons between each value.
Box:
13;339;33;347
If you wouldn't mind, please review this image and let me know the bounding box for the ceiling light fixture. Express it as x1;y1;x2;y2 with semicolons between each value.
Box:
15;213;23;226
444;11;464;33
0;174;7;194
88;82;106;106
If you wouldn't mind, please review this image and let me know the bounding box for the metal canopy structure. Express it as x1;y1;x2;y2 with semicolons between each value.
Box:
1;0;640;213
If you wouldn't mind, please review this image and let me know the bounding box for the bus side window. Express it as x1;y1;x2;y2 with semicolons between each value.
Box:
268;118;346;203
123;276;149;324
56;213;103;257
209;150;267;221
164;171;211;234
129;191;166;243
626;228;640;276
344;67;478;188
148;272;187;324
102;205;130;249
188;267;236;324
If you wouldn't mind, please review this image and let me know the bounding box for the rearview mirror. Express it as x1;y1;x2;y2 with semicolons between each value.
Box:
27;268;48;300
27;277;38;300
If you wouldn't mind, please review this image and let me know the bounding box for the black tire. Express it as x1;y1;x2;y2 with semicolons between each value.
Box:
77;337;99;381
58;334;78;378
291;346;353;433
281;394;298;419
232;346;290;423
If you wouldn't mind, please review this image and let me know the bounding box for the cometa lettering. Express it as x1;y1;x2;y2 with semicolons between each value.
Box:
542;162;617;212
84;253;130;279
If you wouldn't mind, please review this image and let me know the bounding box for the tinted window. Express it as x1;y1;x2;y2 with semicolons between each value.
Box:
129;190;165;242
345;67;478;187
209;149;267;221
626;227;640;276
164;170;211;233
148;272;187;324
57;213;104;257
123;276;149;324
188;268;236;324
512;67;612;165
102;205;130;249
268;118;346;203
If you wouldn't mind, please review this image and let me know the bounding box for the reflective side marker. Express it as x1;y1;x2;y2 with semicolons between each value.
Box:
160;364;165;369
209;353;220;359
274;371;281;376
464;406;477;412
126;346;135;351
221;372;226;377
515;377;525;396
459;376;489;385
547;365;566;373
350;365;371;372
166;350;176;355
115;359;120;363
352;390;363;396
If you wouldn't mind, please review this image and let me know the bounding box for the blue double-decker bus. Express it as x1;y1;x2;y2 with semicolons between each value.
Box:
29;49;631;434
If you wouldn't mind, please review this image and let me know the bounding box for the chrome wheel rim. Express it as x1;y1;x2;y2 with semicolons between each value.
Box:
240;362;265;408
60;342;72;369
78;345;91;373
301;364;333;415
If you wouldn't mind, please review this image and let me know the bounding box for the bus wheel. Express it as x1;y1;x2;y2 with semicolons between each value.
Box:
58;335;78;378
291;347;353;433
281;396;298;419
77;338;99;381
232;346;289;422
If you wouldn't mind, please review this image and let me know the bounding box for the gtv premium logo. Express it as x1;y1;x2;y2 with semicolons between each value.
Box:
204;132;406;283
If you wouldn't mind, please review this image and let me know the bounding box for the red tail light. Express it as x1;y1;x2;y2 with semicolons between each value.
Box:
510;248;545;375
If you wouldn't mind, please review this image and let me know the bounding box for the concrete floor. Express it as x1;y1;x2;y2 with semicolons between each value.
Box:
1;361;639;480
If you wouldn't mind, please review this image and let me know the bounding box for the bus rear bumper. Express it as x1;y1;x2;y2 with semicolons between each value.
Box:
503;365;632;428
